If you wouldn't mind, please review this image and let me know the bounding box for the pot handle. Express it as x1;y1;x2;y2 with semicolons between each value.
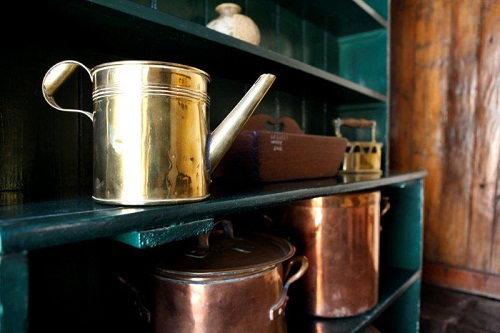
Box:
186;219;234;258
379;196;391;232
41;60;94;121
381;196;391;216
269;255;309;321
116;274;151;323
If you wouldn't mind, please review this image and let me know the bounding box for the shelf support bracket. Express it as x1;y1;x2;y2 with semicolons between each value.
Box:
0;251;28;333
111;218;215;249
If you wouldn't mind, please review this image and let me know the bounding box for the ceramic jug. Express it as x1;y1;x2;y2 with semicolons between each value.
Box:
207;3;261;45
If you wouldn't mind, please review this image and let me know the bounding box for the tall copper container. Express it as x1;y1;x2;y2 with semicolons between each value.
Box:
283;191;384;318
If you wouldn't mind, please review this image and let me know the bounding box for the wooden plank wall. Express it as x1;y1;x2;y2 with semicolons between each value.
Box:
391;0;500;298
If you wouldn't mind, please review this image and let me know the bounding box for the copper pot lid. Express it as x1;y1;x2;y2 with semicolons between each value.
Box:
150;227;295;280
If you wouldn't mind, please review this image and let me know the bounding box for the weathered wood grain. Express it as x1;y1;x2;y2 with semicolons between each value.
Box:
390;1;415;172
412;0;450;263
469;0;500;271
494;162;500;273
423;261;500;300
391;0;500;294
441;0;480;266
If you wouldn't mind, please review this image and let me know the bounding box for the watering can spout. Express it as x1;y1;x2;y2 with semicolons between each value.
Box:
209;73;276;172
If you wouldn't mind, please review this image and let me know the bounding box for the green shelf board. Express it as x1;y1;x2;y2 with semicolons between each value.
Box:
0;171;426;255
279;0;388;35
286;267;421;333
33;0;386;104
112;218;214;249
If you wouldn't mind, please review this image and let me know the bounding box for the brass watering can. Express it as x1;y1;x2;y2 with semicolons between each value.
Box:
42;60;275;205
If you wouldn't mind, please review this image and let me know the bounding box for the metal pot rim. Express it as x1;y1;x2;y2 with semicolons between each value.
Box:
150;233;295;279
153;263;278;282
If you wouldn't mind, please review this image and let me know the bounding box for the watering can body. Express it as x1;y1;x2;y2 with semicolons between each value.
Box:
42;60;275;205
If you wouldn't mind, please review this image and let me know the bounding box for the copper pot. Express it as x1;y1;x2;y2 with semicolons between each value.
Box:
120;221;308;332
282;191;389;318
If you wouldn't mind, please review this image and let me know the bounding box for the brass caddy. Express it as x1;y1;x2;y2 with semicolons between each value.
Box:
333;118;383;175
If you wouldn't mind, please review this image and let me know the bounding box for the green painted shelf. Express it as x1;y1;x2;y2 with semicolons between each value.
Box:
0;171;426;254
0;0;427;332
287;268;421;333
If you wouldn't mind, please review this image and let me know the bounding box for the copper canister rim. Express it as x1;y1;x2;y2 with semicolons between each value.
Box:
293;190;380;208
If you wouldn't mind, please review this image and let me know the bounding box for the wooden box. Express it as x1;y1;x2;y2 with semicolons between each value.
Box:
213;115;348;183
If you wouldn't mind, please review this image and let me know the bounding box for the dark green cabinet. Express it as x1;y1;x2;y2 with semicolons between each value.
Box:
0;0;426;332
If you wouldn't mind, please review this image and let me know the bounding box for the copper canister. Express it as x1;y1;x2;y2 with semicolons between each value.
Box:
283;191;385;318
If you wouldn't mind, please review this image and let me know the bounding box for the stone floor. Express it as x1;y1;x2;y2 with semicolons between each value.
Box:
420;283;500;333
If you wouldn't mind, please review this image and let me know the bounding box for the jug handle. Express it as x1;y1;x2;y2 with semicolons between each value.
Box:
116;274;151;323
269;255;309;320
381;196;391;216
379;196;391;232
186;219;234;258
41;60;94;121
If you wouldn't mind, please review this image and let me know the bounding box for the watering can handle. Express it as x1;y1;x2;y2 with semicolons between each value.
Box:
41;60;94;121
